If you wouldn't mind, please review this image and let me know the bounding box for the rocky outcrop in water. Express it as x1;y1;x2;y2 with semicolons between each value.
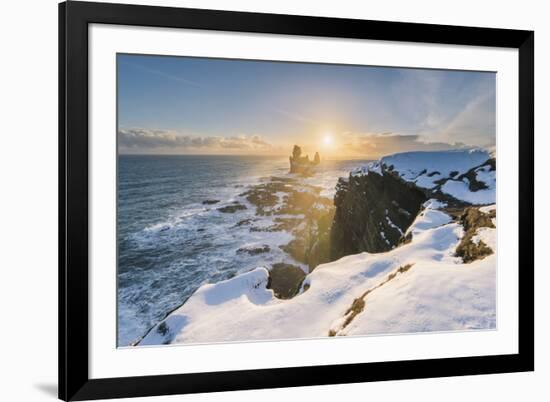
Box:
289;145;320;175
217;202;247;213
240;176;334;273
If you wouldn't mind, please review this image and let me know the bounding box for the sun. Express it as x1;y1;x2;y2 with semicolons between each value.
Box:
323;133;333;146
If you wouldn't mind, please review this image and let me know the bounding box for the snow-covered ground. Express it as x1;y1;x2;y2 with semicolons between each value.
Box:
352;149;495;204
139;198;496;345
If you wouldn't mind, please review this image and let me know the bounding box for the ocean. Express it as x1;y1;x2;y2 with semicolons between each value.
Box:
117;154;368;346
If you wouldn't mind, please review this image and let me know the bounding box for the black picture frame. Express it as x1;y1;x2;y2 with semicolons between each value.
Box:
59;1;534;400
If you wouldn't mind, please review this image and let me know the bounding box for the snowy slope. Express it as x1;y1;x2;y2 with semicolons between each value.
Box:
139;199;496;345
342;225;496;336
352;149;495;204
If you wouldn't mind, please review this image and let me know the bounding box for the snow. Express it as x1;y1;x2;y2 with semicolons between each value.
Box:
344;209;497;336
475;165;496;187
391;149;495;205
380;148;490;189
139;202;496;345
353;149;495;205
440;180;495;204
405;203;452;238
472;225;496;251
351;161;383;176
479;204;496;214
342;253;496;335
422;199;447;209
385;216;404;235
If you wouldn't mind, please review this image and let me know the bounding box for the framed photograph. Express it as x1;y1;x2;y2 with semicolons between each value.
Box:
59;1;534;400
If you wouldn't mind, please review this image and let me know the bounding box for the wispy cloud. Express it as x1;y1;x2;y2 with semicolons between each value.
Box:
119;60;203;88
383;69;496;147
338;132;468;158
119;128;274;154
437;91;496;147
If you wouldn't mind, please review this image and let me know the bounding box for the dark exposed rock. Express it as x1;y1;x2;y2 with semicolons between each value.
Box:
484;158;496;171
156;321;169;336
330;172;427;259
425;158;495;196
242;188;279;215
306;209;334;271
217;203;247;213
240;177;296;216
237;244;271;255
202;199;220;205
280;238;308;264
252;217;301;233
433;177;448;186
267;263;306;299
456;158;495;192
234;218;255;227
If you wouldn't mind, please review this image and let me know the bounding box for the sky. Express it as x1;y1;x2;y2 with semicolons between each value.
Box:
117;54;496;159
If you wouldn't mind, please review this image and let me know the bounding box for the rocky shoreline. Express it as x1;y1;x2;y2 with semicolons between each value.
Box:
237;175;335;296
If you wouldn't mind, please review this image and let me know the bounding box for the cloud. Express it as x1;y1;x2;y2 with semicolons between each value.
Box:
382;69;496;148
118;128;274;153
339;132;468;157
438;92;496;147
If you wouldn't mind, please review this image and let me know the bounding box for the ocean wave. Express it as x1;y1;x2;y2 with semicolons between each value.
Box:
118;159;357;345
142;206;207;233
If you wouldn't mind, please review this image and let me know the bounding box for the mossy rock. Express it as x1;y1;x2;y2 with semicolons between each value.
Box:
455;207;496;263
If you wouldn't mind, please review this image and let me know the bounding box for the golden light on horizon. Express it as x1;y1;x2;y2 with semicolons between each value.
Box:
322;132;334;148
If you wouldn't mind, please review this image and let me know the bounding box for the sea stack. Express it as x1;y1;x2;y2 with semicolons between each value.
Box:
289;145;320;175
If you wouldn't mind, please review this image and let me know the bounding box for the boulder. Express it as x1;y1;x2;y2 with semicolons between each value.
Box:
267;263;306;299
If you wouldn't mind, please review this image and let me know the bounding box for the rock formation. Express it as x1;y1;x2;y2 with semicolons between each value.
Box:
330;172;426;259
289;145;320;175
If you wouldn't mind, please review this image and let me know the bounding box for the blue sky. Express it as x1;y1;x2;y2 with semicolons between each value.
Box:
118;54;495;157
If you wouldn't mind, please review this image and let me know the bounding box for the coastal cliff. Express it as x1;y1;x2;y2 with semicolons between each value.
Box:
330;149;495;259
330;171;426;259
